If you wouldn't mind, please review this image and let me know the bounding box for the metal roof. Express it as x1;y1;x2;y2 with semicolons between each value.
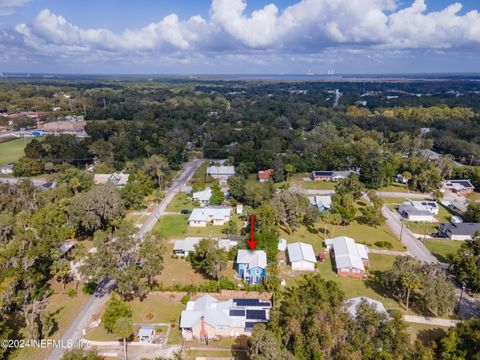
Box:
327;236;367;271
345;297;388;319
207;166;235;175
287;242;317;263
236;250;267;269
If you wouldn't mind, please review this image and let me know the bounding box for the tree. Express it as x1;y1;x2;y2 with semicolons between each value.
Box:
61;348;103;360
358;205;386;227
50;257;71;291
303;206;321;227
143;154;169;189
227;176;246;201
101;295;132;333
222;219;237;235
321;212;342;236
113;316;133;360
335;174;365;200
464;202;480;223
188;239;228;280
138;235;165;289
432;189;444;202
367;189;383;208
331;193;356;225
271;190;309;234
284;163;295;181
402;171;412;184
209;184;225;205
0;320;13;360
248;323;293;360
440;318;480;360
401;272;421;311
256;204;278;235
69;183;125;235
360;156;386;189
448;235;480;292
88;139;114;162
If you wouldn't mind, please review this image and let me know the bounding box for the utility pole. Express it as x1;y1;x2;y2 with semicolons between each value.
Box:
456;283;466;314
399;219;405;244
470;154;474;166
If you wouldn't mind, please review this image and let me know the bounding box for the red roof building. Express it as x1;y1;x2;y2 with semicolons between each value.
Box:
258;169;273;182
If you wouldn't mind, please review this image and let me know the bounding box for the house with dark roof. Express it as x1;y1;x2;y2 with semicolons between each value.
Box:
442;180;475;195
398;200;439;222
438;223;480;241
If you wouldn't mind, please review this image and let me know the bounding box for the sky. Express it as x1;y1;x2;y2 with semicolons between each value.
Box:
0;0;480;74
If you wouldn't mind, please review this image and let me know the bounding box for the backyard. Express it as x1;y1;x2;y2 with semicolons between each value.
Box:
423;238;463;263
0;138;30;167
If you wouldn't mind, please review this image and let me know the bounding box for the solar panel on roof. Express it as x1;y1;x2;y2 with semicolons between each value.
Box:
245;322;258;330
246;310;267;320
234;299;261;306
229;309;245;317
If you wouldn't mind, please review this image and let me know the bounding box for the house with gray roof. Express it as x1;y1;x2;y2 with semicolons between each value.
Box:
207;166;235;185
287;242;317;271
311;170;357;182
309;195;332;212
180;294;271;341
325;236;369;278
438;222;480;241
345;297;388;319
192;188;212;206
188;207;231;227
398;200;439;222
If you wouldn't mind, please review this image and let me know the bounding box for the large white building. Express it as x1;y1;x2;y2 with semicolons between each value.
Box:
287;242;317;271
207;166;235;185
180;295;271;341
188;207;231;227
398;200;439;222
325;237;369;278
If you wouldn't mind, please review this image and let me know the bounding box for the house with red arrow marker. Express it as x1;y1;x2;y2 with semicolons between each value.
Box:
236;250;267;284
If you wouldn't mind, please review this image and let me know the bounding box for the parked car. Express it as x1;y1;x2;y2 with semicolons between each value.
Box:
181;209;192;214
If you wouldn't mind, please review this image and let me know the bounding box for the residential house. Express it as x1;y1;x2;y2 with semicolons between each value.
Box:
287;242;317;271
0;163;14;175
236;250;267;284
180;294;271;340
207;166;235;185
438;223;480;241
192;188;212;207
188;207;231;227
173;237;202;257
398;200;439;222
345;297;388;319
420;149;463;167
311;170;356;182
258;169;273;182
442;180;475;195
325;236;369;278
138;326;156;342
94;173;129;187
309;195;332;212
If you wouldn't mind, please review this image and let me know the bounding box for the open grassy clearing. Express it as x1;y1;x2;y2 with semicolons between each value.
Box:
0;138;31;167
423;238;463;263
379;183;414;193
13;282;91;360
165;192;194;213
406;323;448;345
302;181;336;190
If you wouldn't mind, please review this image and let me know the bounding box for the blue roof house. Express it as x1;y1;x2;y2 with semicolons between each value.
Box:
236;250;267;284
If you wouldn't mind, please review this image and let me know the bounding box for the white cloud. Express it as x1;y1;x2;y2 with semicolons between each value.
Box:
0;0;31;16
9;0;480;70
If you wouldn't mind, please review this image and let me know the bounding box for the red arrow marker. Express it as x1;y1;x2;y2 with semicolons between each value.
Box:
247;215;257;251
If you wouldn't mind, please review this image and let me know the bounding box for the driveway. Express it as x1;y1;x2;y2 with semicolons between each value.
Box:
403;315;459;327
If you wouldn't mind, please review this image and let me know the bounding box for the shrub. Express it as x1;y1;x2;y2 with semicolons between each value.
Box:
181;294;190;304
67;288;77;297
375;241;393;249
82;281;98;295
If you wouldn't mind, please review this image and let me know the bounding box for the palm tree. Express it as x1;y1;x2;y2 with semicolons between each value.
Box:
432;189;444;202
401;272;421;311
113;316;133;360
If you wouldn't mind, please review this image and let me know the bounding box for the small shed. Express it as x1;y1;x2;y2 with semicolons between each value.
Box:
138;325;156;342
278;238;287;251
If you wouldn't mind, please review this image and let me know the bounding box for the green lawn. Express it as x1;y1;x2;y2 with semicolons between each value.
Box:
423;238;463;263
0;138;30;167
281;253;401;310
466;191;480;202
281;220;405;253
381;197;429;204
302;181;336;190
380;183;425;193
165;192;194;213
153;215;189;239
406;323;448;345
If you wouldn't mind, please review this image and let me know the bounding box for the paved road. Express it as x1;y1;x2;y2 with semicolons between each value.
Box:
381;205;438;264
297;188;430;199
403;315;459;327
47;159;203;360
367;248;411;256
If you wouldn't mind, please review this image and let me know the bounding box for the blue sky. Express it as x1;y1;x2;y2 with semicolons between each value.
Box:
1;0;480;74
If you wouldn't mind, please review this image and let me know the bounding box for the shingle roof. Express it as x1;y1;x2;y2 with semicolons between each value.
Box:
207;166;235;176
192;188;212;202
439;223;480;237
287;242;316;263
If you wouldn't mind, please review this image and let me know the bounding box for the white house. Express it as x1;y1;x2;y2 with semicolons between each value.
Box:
173;237;202;257
438;223;480;241
398;200;439;222
207;166;235;185
188;207;231;227
180;295;271;341
138;326;156;342
0;163;14;175
236;205;243;215
325;237;369;278
192;188;212;206
287;242;317;271
308;195;332;212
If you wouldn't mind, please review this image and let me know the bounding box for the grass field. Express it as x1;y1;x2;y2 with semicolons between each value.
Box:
0;138;30;167
302;181;336;190
165;192;194;213
406;323;448;345
423;238;463;263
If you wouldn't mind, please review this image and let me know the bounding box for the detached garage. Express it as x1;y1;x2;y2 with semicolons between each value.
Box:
287;242;317;271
